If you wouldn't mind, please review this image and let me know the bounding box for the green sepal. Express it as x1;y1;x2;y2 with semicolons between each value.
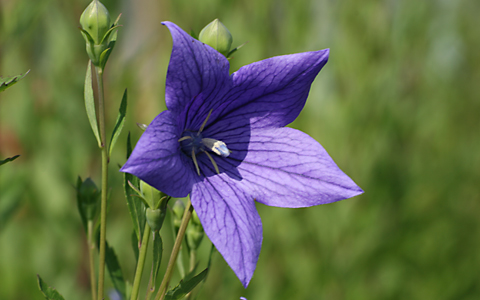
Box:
164;268;208;300
84;61;101;147
0;70;29;92
124;132;146;242
99;24;121;46
152;231;163;285
99;24;121;68
226;41;247;59
37;275;66;300
79;28;95;45
190;29;198;40
0;155;20;166
109;89;127;159
95;233;126;299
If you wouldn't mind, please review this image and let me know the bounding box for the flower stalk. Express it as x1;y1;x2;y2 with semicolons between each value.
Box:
130;222;152;300
95;65;109;300
155;199;193;300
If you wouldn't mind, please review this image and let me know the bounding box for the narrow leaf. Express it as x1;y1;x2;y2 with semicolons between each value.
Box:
95;233;126;300
152;232;163;285
37;275;66;300
105;241;126;299
131;230;139;262
164;268;209;300
0;70;29;92
84;61;101;147
124;133;146;242
109;89;127;158
75;176;88;233
0;154;20;166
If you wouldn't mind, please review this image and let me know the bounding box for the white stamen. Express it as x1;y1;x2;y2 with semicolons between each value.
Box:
202;138;230;158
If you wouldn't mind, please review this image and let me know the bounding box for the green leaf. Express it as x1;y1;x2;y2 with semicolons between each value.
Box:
131;230;139;262
105;241;126;299
75;176;88;232
165;268;208;300
37;275;66;300
109;89;127;158
95;233;126;299
0;70;29;92
152;232;163;285
0;155;20;166
124;133;146;242
84;61;101;147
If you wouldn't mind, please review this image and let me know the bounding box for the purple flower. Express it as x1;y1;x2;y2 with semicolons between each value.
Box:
121;22;363;287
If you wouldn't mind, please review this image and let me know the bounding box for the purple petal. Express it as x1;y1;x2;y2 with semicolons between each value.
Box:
205;49;329;136
216;127;363;207
162;22;231;130
120;110;197;197
191;174;263;288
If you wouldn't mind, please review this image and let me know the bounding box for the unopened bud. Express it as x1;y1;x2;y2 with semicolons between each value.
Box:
199;19;233;56
146;207;166;232
186;210;204;251
77;177;100;220
80;0;111;44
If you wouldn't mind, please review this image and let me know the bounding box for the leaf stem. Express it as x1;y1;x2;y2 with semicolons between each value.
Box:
87;220;97;300
154;200;193;300
130;222;152;300
95;66;109;300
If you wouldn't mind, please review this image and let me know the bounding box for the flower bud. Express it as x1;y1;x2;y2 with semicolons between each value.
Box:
186;210;204;251
77;177;100;221
172;200;185;233
199;19;233;56
80;0;111;44
146;207;166;232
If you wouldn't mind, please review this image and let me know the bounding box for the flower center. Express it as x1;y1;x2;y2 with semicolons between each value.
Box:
178;109;230;176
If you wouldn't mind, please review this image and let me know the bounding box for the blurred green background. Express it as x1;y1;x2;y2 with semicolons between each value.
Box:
1;0;479;299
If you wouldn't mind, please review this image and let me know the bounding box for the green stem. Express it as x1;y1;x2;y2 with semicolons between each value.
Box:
130;222;152;300
95;66;109;300
155;200;193;300
144;267;155;300
87;220;97;300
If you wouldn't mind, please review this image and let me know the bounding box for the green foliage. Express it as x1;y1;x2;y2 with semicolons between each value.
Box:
165;268;208;300
0;155;20;166
84;61;101;147
37;275;65;300
124;133;146;242
152;232;163;286
95;233;126;299
0;70;29;92
109;89;127;159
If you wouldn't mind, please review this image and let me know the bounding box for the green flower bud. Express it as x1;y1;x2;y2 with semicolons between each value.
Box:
79;0;120;67
172;200;185;232
146;207;166;232
199;19;233;56
186;210;204;251
80;0;111;44
140;180;164;209
76;177;100;221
